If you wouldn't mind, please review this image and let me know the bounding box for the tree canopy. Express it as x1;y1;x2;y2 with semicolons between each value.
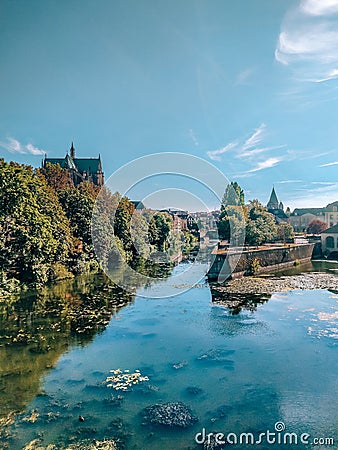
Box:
0;160;72;284
307;218;328;234
245;200;277;246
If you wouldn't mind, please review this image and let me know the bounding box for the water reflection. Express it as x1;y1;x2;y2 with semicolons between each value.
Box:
0;273;134;421
1;265;337;449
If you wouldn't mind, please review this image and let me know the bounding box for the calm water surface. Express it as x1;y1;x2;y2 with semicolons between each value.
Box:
1;263;337;449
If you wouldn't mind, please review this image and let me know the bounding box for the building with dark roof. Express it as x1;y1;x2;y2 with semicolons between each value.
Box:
43;143;104;186
131;201;146;210
266;187;288;223
288;207;325;232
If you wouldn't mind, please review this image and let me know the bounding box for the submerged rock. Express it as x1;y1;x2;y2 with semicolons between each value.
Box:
197;349;234;364
185;386;203;396
211;272;338;297
202;434;229;449
65;440;118;450
142;402;198;428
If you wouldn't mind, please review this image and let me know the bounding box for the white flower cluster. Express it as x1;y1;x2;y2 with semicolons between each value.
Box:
106;369;149;391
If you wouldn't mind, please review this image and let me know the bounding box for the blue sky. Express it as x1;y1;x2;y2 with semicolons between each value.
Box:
1;0;338;210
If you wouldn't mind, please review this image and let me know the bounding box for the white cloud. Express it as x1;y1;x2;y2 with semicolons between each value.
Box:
276;179;303;184
206;141;237;161
315;68;338;83
206;124;284;174
301;0;338;16
311;181;337;185
242;123;266;151
26;143;46;156
0;137;45;155
276;0;338;82
248;157;282;173
239;145;285;159
206;123;267;162
320;161;338;167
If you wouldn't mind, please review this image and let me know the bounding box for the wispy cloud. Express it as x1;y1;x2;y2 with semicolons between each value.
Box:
239;145;285;159
276;179;303;184
0;137;45;155
311;181;337;185
188;129;199;146
289;180;338;208
235;67;255;86
248;157;282;173
242;123;266;151
206;123;284;173
320;160;338;167
206;141;237;161
276;0;338;83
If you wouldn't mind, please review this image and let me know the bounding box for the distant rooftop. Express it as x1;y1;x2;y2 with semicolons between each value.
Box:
321;224;338;234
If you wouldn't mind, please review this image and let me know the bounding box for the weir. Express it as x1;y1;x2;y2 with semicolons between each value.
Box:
208;243;315;281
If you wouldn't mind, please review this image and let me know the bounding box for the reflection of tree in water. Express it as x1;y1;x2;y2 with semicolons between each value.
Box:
0;273;133;422
107;257;174;292
0;263;174;426
210;289;271;315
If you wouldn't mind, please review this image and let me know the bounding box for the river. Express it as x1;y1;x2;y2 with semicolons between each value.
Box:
0;263;337;449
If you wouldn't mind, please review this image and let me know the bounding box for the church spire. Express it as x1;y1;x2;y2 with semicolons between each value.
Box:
70;142;75;159
267;187;279;210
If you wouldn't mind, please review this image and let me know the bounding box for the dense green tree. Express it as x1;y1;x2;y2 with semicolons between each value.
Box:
218;206;246;242
112;197;135;260
221;181;245;209
148;212;172;251
130;213;151;260
218;182;246;242
59;187;95;251
245;200;277;246
0;160;72;284
276;222;294;242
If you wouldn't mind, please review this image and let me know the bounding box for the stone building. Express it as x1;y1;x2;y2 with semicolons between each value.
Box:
160;209;189;233
321;224;338;256
266;187;288;223
288;208;325;232
43;143;104;187
324;201;338;227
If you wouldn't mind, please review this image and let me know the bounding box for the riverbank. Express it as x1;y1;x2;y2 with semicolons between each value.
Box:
211;271;338;296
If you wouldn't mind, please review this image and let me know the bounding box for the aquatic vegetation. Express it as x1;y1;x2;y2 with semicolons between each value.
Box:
22;409;39;423
142;401;198;428
22;439;117;450
105;369;149;391
172;360;188;369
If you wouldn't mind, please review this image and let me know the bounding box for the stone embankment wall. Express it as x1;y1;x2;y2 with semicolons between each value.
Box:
208;243;315;281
